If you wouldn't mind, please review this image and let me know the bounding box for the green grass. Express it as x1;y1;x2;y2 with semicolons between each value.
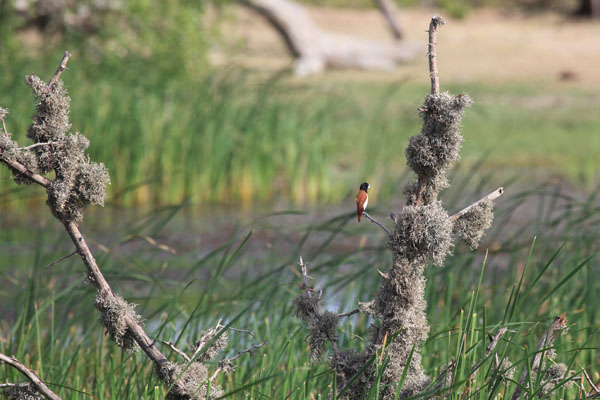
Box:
1;59;598;210
1;179;598;398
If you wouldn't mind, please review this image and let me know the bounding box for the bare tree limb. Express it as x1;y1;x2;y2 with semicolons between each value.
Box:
48;51;71;89
471;327;508;373
449;187;505;222
210;341;268;381
161;340;191;362
240;0;421;76
583;369;600;396
0;153;52;187
428;15;446;96
0;353;62;400
511;313;568;400
374;0;403;41
18;142;62;151
338;308;360;318
362;211;392;236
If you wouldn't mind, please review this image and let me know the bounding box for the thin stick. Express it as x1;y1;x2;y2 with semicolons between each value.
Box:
161;340;191;362
0;353;62;400
18;142;61;151
449;187;504;222
1;115;8;136
511;313;568;400
48;52;71;89
64;220;170;367
427;15;446;96
583;369;600;395
338;308;360;318
44;250;78;269
362;212;392;236
471;327;508;372
210;341;268;381
375;0;403;41
0;156;52;187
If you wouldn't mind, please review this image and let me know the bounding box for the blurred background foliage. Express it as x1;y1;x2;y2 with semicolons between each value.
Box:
0;0;598;211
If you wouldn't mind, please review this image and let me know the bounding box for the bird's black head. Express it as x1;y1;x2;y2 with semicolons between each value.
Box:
360;182;370;192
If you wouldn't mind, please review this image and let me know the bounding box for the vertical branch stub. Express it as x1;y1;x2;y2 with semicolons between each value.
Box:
48;52;71;89
428;15;446;95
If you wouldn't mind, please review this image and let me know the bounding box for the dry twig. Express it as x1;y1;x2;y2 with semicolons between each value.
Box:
427;15;445;96
362;211;392;236
511;313;568;400
449;187;504;222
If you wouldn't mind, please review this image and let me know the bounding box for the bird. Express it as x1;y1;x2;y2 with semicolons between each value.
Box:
355;182;370;222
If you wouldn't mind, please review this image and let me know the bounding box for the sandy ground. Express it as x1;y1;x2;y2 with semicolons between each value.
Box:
215;5;600;88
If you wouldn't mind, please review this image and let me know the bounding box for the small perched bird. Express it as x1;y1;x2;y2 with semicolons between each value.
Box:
355;182;370;222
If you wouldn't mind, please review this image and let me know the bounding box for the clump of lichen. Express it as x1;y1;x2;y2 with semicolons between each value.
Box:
391;201;453;266
293;291;340;361
453;200;494;249
95;290;141;351
156;361;224;400
1;383;43;400
406;94;472;175
17;74;110;222
336;349;375;399
538;363;572;398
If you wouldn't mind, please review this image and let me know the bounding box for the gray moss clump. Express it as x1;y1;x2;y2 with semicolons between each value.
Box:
308;311;339;361
538;363;572;398
1;384;43;400
336;349;375;399
293;291;340;361
95;290;141;351
405;93;472;188
21;74;110;222
391;201;453;266
453;200;494;249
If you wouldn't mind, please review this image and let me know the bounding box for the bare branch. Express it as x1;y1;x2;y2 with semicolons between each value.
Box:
210;341;268;381
48;51;71;89
338;308;360;318
44;250;78;269
449;187;504;222
161;340;191;362
428;15;446;95
63;220;170;368
0;353;62;400
0;155;52;187
362;211;392;236
511;313;568;400
18;142;62;151
471;327;508;372
583;369;600;396
374;0;403;41
298;256;312;296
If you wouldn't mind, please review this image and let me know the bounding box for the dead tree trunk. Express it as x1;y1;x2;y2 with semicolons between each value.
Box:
240;0;422;76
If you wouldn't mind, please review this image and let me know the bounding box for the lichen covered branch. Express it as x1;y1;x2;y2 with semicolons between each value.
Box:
511;313;570;400
0;54;263;400
0;352;62;400
291;15;504;399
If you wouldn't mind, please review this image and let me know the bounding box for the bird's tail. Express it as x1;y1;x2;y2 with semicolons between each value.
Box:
358;212;362;222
